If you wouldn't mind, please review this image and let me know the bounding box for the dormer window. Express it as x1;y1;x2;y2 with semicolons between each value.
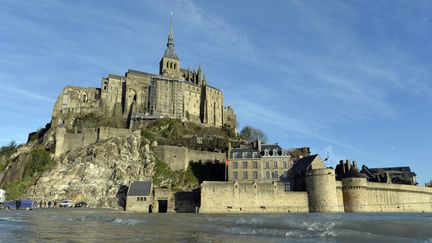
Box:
264;150;269;156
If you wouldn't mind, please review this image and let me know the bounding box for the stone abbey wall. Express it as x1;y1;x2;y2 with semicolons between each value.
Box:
54;126;139;158
153;145;225;171
200;181;309;213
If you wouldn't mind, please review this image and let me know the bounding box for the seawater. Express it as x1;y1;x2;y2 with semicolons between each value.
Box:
0;209;431;243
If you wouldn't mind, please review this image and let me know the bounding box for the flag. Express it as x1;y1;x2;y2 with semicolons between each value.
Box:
225;158;229;167
324;152;329;161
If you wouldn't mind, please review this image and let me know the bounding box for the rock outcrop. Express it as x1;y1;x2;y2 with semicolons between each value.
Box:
28;134;154;209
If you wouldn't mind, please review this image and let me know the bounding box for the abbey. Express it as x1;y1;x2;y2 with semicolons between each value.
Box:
51;17;236;130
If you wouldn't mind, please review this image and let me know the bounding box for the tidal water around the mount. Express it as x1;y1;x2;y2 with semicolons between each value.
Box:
0;209;431;243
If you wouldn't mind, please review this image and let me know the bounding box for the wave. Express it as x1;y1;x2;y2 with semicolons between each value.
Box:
203;214;432;241
0;217;24;223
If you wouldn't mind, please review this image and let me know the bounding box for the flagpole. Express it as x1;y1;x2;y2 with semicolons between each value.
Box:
225;158;228;181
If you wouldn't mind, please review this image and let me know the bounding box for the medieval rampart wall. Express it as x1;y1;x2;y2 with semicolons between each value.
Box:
342;178;432;212
55;127;138;157
153;145;225;171
200;181;309;213
306;168;343;212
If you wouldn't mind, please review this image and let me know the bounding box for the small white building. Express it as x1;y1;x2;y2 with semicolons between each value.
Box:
0;189;6;205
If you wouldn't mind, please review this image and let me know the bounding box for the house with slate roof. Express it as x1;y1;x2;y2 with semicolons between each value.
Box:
228;140;294;182
289;154;325;191
126;180;153;212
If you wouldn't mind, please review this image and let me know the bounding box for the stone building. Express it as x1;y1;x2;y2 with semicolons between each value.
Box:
50;16;236;131
289;154;326;191
126;180;153;213
228;140;293;182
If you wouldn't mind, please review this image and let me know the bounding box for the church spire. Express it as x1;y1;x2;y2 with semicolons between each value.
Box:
162;12;179;60
159;12;181;77
167;12;174;48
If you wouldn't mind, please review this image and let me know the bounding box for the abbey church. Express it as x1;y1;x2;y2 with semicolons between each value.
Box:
51;17;236;130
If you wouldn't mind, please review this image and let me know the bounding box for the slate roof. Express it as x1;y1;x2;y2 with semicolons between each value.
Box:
261;144;283;151
127;181;152;196
163;46;179;60
127;69;153;77
291;154;319;175
366;167;412;173
230;148;260;159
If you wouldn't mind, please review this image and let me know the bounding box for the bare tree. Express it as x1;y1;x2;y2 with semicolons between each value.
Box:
240;125;268;143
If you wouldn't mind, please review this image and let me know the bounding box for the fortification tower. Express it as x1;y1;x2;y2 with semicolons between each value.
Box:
306;168;342;212
341;177;368;212
159;13;182;79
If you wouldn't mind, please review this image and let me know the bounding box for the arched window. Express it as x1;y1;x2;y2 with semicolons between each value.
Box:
129;89;137;102
166;62;169;68
170;62;173;68
82;93;88;103
174;63;177;69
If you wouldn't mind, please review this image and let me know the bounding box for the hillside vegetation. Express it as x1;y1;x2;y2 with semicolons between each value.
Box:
139;118;237;152
0;145;55;200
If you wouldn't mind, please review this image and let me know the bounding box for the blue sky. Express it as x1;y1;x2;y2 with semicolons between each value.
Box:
1;1;431;184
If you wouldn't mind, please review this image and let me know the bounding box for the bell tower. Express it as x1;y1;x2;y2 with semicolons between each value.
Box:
159;13;182;78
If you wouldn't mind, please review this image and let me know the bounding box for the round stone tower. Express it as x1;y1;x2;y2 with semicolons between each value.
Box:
306;168;341;212
341;177;368;212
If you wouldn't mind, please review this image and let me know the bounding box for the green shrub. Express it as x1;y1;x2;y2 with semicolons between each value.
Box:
23;148;55;178
4;148;56;200
0;141;18;172
5;177;35;200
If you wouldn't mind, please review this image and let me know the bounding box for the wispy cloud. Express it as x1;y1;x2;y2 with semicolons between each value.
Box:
144;0;257;63
0;86;55;102
234;98;368;154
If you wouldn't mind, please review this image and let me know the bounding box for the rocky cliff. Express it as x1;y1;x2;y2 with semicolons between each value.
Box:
27;134;152;208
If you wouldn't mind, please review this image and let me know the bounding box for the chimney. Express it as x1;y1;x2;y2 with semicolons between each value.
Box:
353;160;358;171
257;139;262;152
345;159;351;172
339;160;345;175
